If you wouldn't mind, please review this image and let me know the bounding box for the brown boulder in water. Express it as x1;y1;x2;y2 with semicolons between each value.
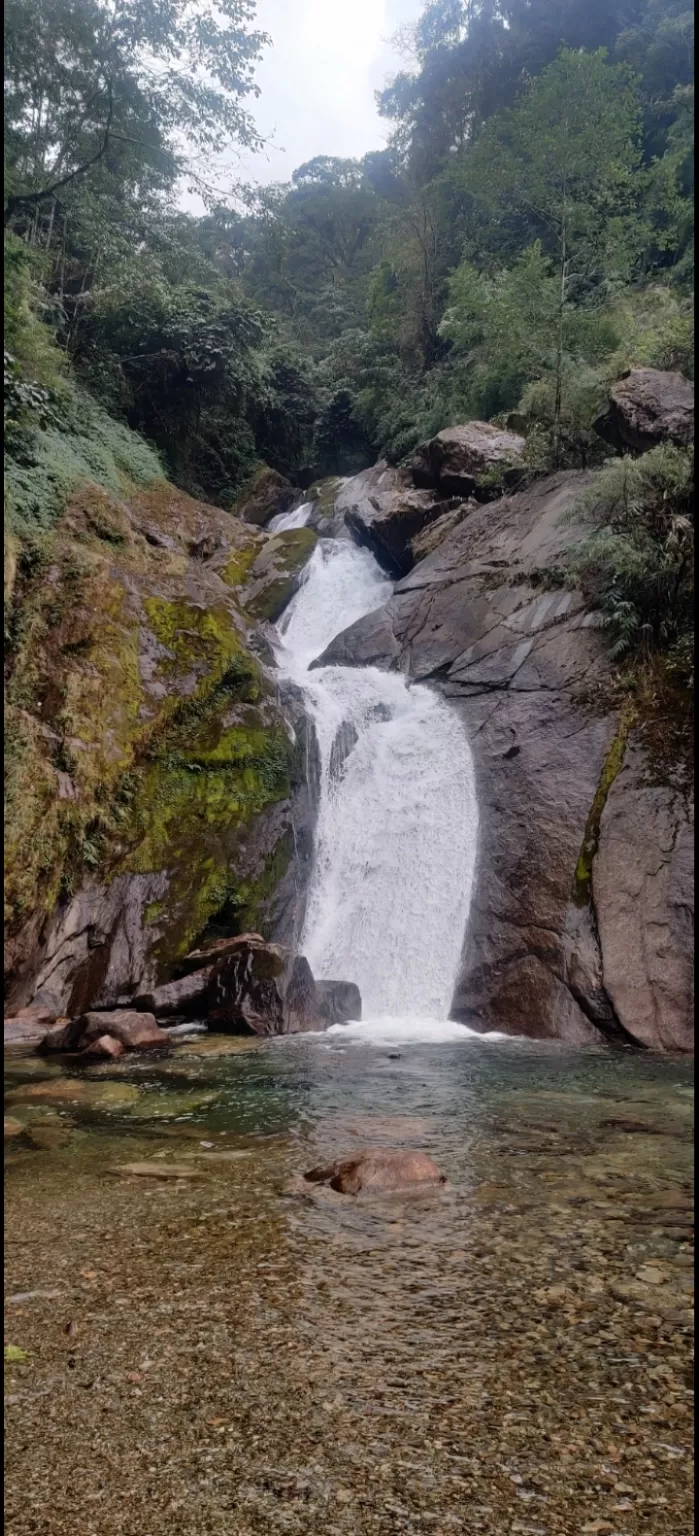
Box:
206;936;328;1034
304;1148;446;1195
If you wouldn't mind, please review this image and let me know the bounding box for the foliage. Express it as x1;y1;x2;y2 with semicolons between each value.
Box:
569;445;694;660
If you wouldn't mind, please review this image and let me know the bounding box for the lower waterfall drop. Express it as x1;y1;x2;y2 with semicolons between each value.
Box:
272;512;479;1023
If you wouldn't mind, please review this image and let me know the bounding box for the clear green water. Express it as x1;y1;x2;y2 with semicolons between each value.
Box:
4;1035;694;1536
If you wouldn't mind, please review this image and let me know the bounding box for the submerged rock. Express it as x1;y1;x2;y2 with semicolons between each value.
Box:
594;367;694;453
304;1148;446;1195
5;1079;139;1109
411;421;526;498
108;1162;207;1180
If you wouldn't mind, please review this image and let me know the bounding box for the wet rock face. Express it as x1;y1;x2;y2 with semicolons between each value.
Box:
315;980;362;1025
205;936;329;1035
325;468;694;1051
304;1148;446;1195
594;367;694;453
411;422;526;498
335;464;450;576
592;748;694;1052
5;476;321;1020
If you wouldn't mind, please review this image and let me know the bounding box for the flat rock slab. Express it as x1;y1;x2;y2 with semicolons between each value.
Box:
108;1162;208;1180
5;1079;139;1109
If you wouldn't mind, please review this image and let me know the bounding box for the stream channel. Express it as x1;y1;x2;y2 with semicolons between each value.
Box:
4;508;694;1536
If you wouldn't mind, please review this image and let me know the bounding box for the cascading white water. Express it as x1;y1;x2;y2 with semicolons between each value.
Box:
267;501;314;532
271;508;479;1026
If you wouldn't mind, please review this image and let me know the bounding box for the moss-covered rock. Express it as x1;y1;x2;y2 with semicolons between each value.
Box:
235;527;318;622
229;465;296;527
4;463;315;1012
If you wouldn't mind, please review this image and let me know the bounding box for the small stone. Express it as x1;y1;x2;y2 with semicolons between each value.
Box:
81;1033;125;1061
108;1162;208;1180
636;1266;667;1286
4;1117;24;1140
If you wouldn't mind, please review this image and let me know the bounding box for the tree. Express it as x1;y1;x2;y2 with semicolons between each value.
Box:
461;49;642;458
4;0;268;224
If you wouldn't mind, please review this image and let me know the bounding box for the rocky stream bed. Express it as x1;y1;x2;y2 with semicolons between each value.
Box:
4;1031;694;1536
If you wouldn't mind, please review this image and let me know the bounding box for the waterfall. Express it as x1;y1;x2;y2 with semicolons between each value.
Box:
271;506;479;1024
267;502;314;532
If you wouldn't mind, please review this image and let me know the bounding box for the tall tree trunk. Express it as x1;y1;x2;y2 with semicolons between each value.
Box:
553;199;567;468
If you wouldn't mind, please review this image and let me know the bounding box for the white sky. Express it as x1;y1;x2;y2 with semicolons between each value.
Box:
183;0;424;206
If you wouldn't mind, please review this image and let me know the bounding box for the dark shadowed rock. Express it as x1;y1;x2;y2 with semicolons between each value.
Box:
594;368;694;453
411;422;526;498
207;938;286;1033
205;937;326;1035
135;968;213;1016
233;466;296;527
316;980;362;1025
304;1148;446;1195
410;502;475;563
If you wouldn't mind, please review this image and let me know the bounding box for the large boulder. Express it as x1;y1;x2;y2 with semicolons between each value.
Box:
236;527;317;622
4;477;318;1021
318;468;694;1051
205;936;326;1035
594;368;694;454
232;466;296;527
336;464;450;576
304;1148;446;1195
411;422;526;498
44;1009;169;1053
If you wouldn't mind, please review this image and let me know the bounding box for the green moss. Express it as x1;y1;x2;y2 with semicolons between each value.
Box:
219;545;258;588
572;706;635;905
121;722;291;966
308;477;341;520
4;470;297;977
243;527;317;622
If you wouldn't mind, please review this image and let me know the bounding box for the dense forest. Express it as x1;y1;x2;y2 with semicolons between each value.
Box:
4;0;694;671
